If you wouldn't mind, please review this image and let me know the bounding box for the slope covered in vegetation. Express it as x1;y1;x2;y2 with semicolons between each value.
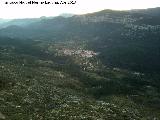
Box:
0;8;160;119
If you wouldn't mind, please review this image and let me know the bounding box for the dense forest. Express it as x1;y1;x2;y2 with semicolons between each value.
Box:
0;7;160;119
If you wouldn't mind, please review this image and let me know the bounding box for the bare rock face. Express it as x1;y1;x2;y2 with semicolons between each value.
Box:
0;112;5;119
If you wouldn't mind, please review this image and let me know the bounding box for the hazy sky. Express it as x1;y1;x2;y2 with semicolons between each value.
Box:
0;0;160;19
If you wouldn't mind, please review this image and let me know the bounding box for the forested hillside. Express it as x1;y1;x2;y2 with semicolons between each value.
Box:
0;8;160;119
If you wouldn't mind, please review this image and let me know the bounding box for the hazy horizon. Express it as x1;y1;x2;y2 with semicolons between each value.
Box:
0;0;160;19
0;7;160;20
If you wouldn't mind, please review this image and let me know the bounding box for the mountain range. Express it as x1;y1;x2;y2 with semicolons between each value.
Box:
1;8;160;72
0;7;160;119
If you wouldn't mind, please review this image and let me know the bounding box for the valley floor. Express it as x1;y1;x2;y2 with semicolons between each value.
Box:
0;39;160;120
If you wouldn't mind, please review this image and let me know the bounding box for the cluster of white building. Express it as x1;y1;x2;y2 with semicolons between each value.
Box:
63;49;99;58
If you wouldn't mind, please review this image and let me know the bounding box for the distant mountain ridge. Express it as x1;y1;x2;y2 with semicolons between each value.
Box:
59;13;75;18
1;8;160;119
0;7;160;72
